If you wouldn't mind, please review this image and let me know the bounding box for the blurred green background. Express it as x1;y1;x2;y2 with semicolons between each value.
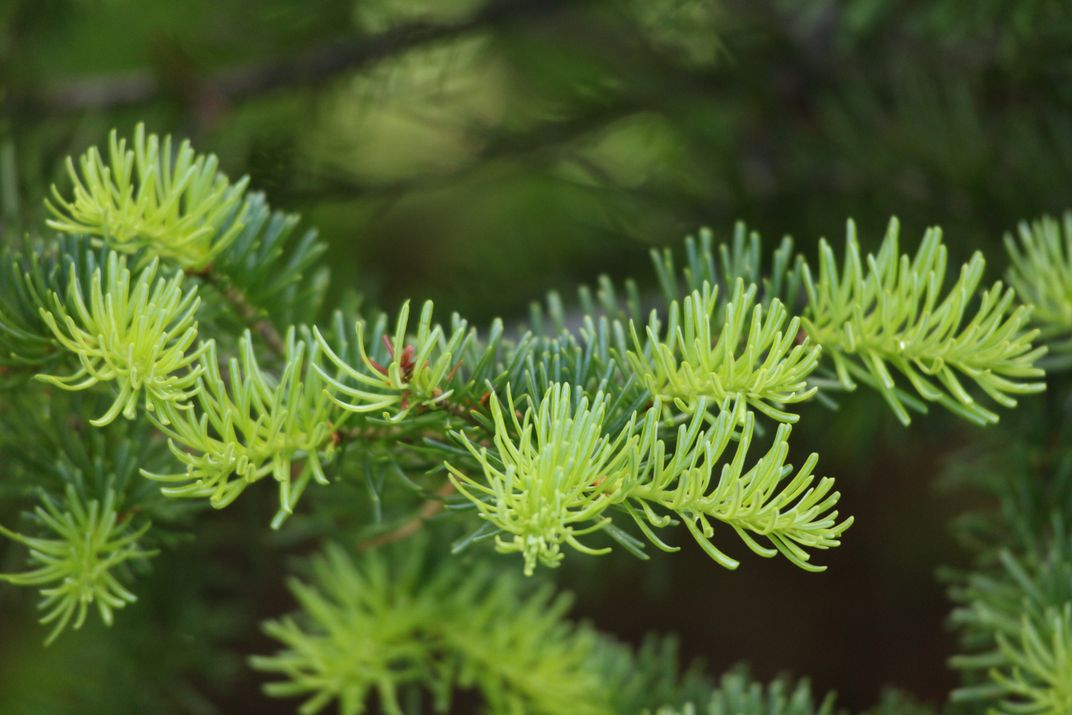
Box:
1;0;1071;711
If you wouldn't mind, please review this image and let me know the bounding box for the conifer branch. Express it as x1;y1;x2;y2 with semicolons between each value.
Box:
252;538;607;715
950;522;1072;714
143;330;339;529
651;668;841;715
45;125;249;270
313;300;471;420
47;125;329;341
3;124;1054;661
628;279;821;423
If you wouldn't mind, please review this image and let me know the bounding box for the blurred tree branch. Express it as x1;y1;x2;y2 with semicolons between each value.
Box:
280;12;733;203
8;0;571;117
286;94;651;201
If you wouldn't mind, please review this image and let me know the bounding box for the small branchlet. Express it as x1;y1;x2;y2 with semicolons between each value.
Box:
447;383;852;575
448;384;635;574
802;218;1046;425
251;539;606;715
950;524;1072;714
144;330;339;528
1006;212;1072;368
650;668;841;715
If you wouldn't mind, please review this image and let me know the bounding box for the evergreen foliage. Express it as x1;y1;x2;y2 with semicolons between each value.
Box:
144;331;339;528
447;384;850;574
0;244;66;375
44;125;248;270
314;300;470;419
627;280;821;423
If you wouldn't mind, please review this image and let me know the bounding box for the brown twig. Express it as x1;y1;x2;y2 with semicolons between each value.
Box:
357;481;456;551
194;268;287;358
345;387;492;551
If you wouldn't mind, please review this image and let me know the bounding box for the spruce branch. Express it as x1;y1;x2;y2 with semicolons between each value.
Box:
651;222;803;311
950;521;1072;714
649;218;1048;425
7;123;1059;659
650;668;841;715
592;636;715;714
627;401;851;573
46;128;328;342
988;606;1072;714
0;239;81;377
447;383;636;575
202;190;329;338
314;299;471;421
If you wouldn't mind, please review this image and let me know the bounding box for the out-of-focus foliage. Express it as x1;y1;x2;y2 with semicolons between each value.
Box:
0;486;154;644
1006;213;1072;369
251;538;608;715
650;669;841;715
949;522;1072;715
5;0;1070;323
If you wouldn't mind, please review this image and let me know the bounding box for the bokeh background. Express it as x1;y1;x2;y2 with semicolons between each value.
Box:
1;0;1070;711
